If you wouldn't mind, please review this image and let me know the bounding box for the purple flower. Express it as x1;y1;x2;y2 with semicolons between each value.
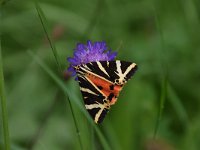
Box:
67;40;117;78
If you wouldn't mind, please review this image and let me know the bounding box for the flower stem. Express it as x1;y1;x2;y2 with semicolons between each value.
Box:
34;1;83;149
34;1;62;73
0;34;11;150
66;95;84;150
153;3;168;139
153;77;167;139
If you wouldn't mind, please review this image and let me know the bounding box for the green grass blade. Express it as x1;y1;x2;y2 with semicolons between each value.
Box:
34;1;62;73
27;50;111;150
34;2;83;148
0;34;10;150
153;4;168;139
153;77;167;139
66;95;84;150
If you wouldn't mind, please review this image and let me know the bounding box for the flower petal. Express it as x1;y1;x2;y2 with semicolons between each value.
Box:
87;40;93;51
67;57;75;63
67;40;117;79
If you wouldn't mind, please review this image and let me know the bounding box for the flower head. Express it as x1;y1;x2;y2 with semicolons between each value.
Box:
67;40;117;78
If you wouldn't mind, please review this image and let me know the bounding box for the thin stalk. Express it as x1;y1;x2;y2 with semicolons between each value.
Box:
0;36;10;150
34;1;62;73
66;94;84;150
34;2;83;149
153;3;168;139
153;77;167;139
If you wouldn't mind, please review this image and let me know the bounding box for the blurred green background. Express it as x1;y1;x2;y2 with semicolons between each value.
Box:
0;0;200;149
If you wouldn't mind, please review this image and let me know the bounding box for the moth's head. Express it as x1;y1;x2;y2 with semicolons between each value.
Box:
73;65;80;71
114;79;126;85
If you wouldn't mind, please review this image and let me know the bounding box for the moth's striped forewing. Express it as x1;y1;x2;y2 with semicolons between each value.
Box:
75;60;137;123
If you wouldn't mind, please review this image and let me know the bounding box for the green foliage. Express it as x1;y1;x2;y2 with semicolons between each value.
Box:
1;0;200;149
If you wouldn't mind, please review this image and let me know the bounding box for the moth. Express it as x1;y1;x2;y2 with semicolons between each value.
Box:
74;60;137;123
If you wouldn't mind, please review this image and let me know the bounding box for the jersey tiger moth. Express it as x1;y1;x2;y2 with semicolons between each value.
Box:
74;60;137;123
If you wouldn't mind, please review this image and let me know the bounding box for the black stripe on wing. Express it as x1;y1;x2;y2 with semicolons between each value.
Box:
86;107;109;124
83;62;112;81
97;108;109;123
81;60;137;83
80;61;117;83
125;64;138;81
100;61;119;83
81;91;105;105
77;76;105;105
87;108;100;121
